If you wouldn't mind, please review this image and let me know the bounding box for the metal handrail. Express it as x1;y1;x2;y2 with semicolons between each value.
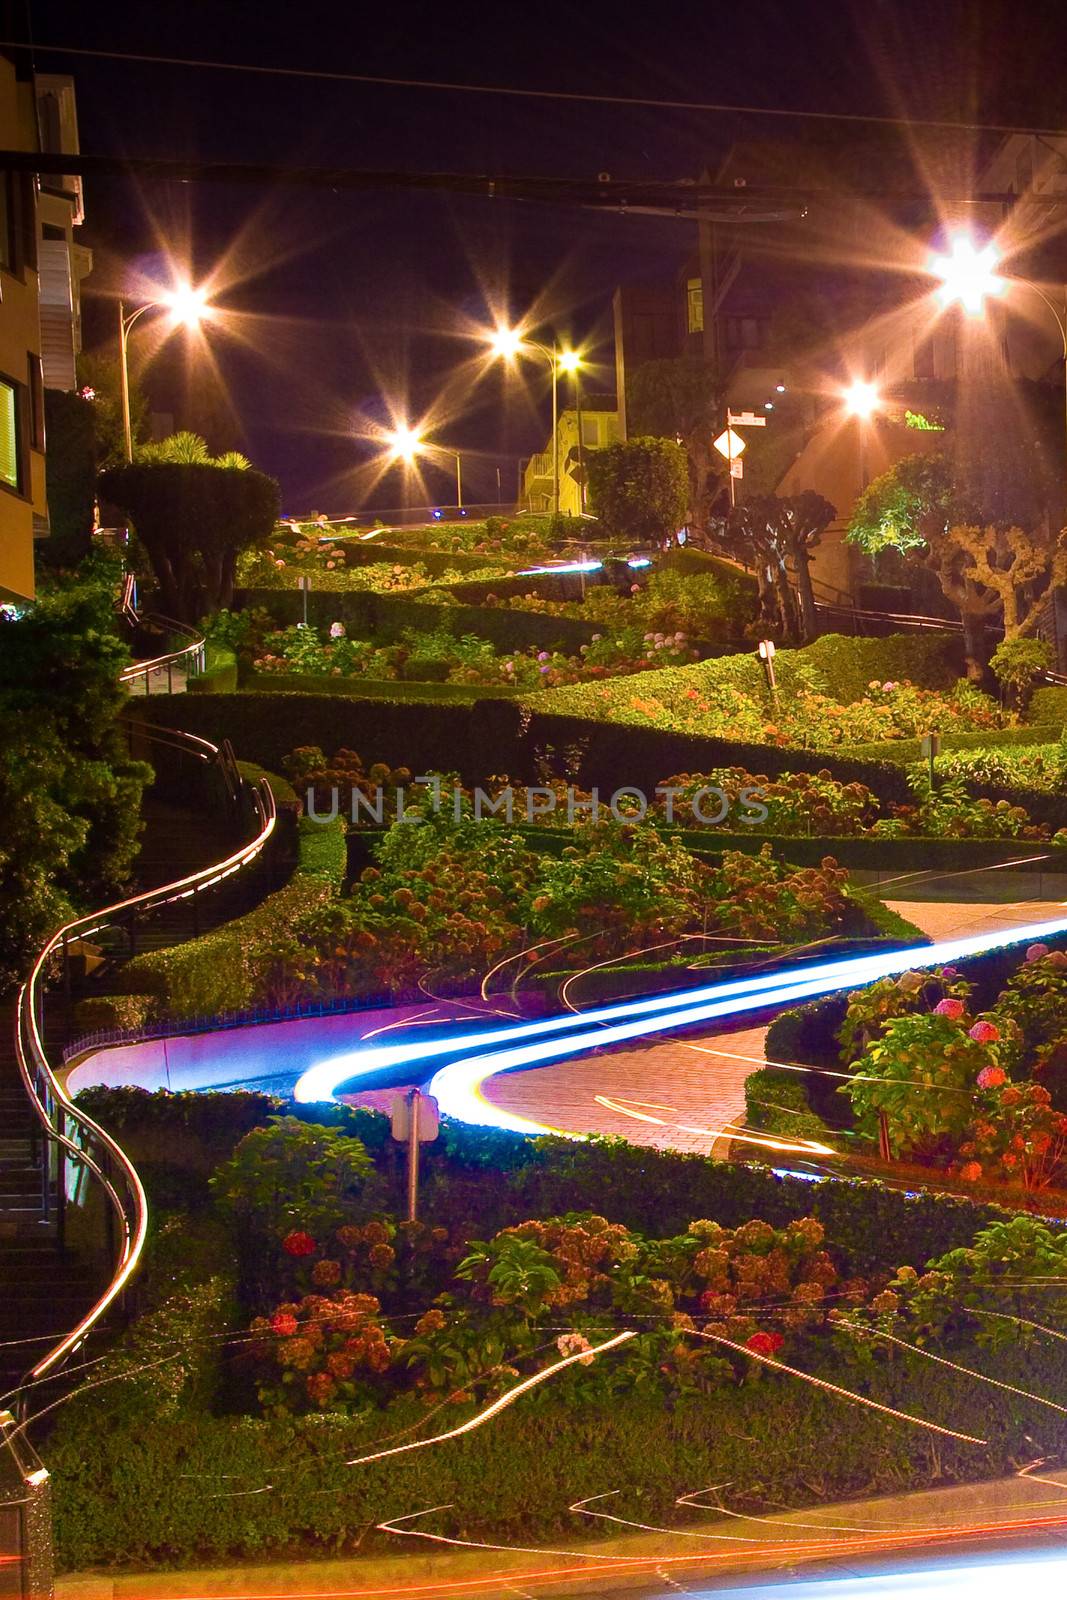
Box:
11;596;277;1397
118;614;205;691
13;743;276;1388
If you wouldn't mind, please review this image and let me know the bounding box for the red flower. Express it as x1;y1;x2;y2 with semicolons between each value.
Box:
744;1331;785;1357
976;1065;1007;1089
968;1021;1000;1044
282;1230;317;1258
933;998;964;1020
270;1311;298;1336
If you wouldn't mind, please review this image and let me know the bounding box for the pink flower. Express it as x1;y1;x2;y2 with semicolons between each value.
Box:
968;1021;1001;1044
1026;944;1050;963
976;1065;1007;1090
270;1311;299;1336
282;1230;317;1258
934;998;965;1020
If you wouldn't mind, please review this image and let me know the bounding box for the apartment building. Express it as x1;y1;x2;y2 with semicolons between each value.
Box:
0;56;89;604
522;395;621;517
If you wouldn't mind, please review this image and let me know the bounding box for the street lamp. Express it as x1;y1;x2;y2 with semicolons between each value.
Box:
930;231;1067;466
842;379;881;492
118;283;211;462
486;326;584;515
384;424;463;508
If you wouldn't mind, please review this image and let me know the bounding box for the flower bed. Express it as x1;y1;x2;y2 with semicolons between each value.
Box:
250;620;699;689
525;633;1000;751
46;1109;1067;1568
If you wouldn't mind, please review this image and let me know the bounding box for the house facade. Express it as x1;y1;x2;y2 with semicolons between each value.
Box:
522;395;621;517
0;57;88;605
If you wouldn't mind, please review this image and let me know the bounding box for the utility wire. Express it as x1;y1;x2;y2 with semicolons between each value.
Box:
5;38;1067;143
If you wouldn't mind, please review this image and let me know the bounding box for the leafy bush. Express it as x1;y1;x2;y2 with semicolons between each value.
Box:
990;637;1053;708
72;994;154;1033
211;1118;377;1243
111;816;346;1016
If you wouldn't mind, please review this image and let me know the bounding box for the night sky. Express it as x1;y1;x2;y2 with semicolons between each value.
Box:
16;0;1067;511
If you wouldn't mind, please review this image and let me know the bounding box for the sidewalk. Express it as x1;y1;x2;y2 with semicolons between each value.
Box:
56;1470;1067;1599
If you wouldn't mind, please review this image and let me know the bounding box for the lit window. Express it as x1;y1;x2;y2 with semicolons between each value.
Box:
0;379;20;490
686;277;704;333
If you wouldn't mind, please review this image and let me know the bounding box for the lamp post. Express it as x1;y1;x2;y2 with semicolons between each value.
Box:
931;233;1067;468
487;328;584;516
383;424;463;510
842;379;881;493
557;348;583;514
118;284;210;462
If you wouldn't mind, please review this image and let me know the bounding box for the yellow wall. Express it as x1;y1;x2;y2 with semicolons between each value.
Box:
523;406;621;517
0;56;46;602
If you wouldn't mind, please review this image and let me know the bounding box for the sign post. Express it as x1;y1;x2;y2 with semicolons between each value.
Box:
299;574;311;627
920;732;941;791
390;1089;440;1222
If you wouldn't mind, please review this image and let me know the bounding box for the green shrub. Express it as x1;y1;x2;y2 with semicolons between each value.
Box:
743;1066;835;1143
112;816;346;1016
131;693;916;803
1029;684;1067;726
71;994;154;1034
188;641;238;693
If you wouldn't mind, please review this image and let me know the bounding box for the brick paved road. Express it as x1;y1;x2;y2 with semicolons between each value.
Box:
480;899;1066;1156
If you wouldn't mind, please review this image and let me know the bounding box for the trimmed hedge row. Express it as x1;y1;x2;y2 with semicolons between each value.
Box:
73;1085;1048;1274
188;642;238;694
51;1337;1065;1570
529;631;964;724
238;586;617;653
241;672;513;703
130;693;917;801
107;816;347;1017
844;723;1060;766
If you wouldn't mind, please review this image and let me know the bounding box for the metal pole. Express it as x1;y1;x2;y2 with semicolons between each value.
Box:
575;369;585;512
726;416;736;509
119;301;133;463
406;1087;421;1222
496;465;502;504
551;348;559;516
455;453;463;509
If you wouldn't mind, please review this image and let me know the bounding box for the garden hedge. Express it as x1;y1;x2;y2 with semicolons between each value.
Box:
529;631;964;725
51;1337;1067;1570
1029;685;1067;725
72;1085;1049;1275
129;693;917;801
108;816;347;1017
239;586;614;654
754;932;1067;1149
188;642;238;694
844;723;1060;766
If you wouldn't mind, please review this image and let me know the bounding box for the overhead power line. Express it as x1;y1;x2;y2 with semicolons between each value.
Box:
5;38;1067;143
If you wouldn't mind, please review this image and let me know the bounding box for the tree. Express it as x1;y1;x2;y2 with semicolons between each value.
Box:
0;565;151;983
848;453;1067;676
627;357;724;534
719;491;836;643
586;436;689;546
99;441;279;621
77;350;148;469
